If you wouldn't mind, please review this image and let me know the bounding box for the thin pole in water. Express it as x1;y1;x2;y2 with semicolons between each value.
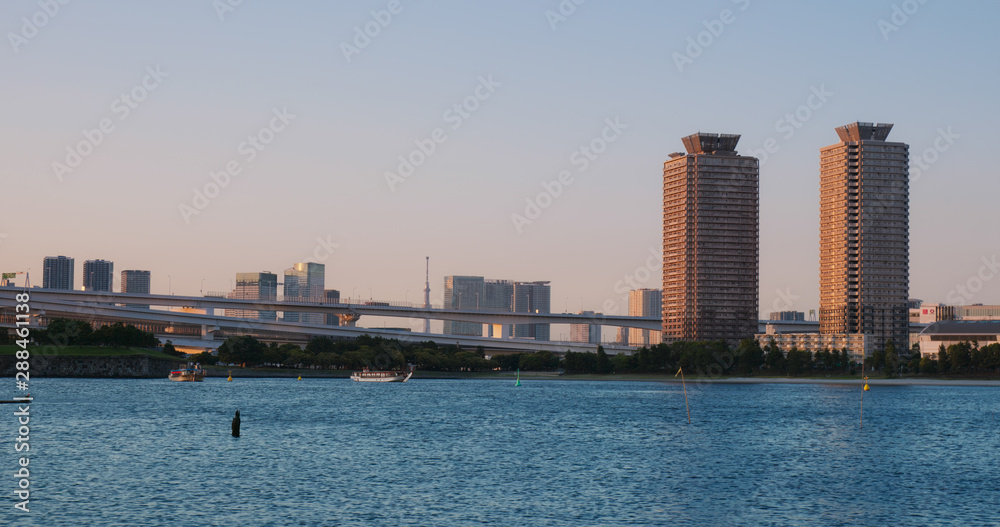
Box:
676;367;690;424
860;354;865;429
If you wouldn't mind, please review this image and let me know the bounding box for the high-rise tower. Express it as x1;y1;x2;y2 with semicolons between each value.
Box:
227;272;279;320
42;256;74;290
283;262;325;324
83;259;114;292
121;270;152;309
819;122;909;351
662;132;759;342
629;288;663;346
443;275;485;336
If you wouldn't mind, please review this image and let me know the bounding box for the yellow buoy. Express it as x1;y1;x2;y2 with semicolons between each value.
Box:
297;376;302;381
863;376;869;391
863;383;870;391
227;375;232;382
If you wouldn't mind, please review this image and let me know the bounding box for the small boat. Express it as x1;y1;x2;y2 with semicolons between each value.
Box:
169;362;206;382
349;369;412;382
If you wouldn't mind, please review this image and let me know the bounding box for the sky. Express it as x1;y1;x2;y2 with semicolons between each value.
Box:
3;0;999;335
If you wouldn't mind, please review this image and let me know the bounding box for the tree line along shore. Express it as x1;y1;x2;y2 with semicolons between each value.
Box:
4;318;1000;379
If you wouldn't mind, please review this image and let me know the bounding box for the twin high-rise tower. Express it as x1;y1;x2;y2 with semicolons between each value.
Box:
662;123;909;352
819;122;909;349
662;133;760;342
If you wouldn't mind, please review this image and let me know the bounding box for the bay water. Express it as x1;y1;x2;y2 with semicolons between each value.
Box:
4;378;999;526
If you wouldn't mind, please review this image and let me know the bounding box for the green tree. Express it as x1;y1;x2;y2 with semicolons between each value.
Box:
519;351;559;371
937;344;950;373
563;351;597;373
870;346;885;372
919;356;937;375
218;335;266;366
284;349;312;369
595;345;612;374
949;341;971;373
190;351;217;365
884;341;898;378
786;347;811;376
162;340;184;357
305;336;336;355
765;342;786;374
613;353;635;373
735;338;764;376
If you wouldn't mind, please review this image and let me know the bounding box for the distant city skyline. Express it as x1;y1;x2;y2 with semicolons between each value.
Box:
3;1;999;333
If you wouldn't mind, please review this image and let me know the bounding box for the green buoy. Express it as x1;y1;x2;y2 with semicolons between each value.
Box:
515;369;521;386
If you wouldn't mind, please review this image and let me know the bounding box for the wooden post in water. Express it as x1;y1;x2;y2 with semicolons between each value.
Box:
676;367;690;424
232;410;241;437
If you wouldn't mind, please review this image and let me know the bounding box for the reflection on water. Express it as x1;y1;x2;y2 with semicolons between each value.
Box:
5;379;999;526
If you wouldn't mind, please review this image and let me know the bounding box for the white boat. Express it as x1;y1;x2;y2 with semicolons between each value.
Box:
169;362;206;382
349;369;412;382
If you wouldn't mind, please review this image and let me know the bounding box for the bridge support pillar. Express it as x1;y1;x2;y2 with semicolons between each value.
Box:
337;313;360;327
489;324;511;339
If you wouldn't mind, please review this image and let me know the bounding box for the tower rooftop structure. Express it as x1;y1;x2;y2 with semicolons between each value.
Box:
680;133;741;155
834;122;894;142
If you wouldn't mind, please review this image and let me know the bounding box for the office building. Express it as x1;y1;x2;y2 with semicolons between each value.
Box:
483;279;515;312
282;263;325;324
629;288;663;347
819;122;909;352
514;281;551;341
755;330;871;362
443;276;485;336
121;270;151;309
570;311;602;344
483;279;515;338
226;272;278;320
957;305;1000;321
662;132;759;342
769;311;805;321
917;320;1000;358
42;256;74;290
83;259;114;292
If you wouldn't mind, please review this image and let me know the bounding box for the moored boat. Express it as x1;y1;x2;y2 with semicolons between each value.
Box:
349;369;412;382
169;362;206;382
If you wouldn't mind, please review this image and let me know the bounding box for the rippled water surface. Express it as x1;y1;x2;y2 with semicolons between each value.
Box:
4;378;1000;526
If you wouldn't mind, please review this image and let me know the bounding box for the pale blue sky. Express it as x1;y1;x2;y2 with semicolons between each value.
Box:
3;1;999;334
